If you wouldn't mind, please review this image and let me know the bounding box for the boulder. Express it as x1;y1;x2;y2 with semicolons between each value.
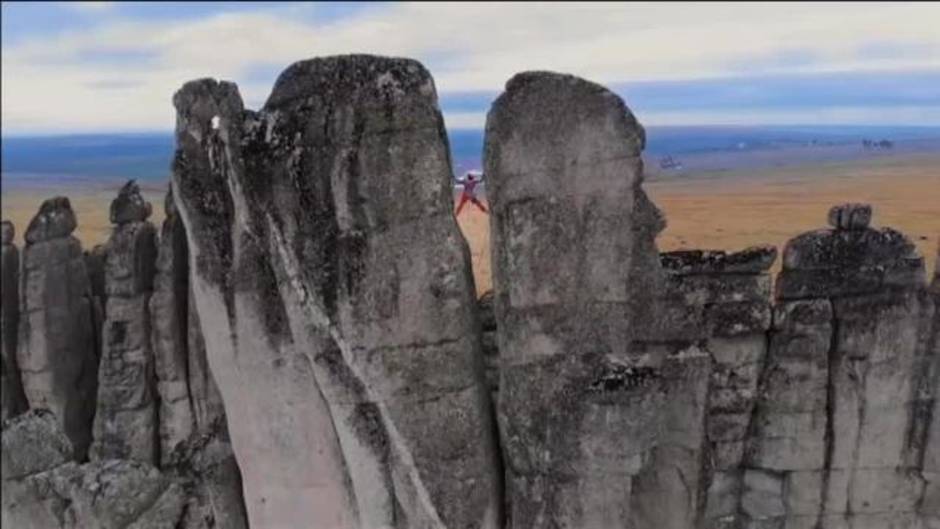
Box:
110;180;153;225
778;208;923;300
827;202;872;231
23;197;77;244
2;410;186;529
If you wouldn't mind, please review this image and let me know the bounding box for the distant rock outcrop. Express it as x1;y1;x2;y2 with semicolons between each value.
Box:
16;198;99;461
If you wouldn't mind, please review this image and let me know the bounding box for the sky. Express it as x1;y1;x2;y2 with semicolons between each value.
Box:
2;1;940;136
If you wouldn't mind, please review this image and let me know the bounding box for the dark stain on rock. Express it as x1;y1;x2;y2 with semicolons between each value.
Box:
588;365;661;393
347;401;390;464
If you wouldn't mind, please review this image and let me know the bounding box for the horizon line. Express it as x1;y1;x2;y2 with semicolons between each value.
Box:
5;122;940;139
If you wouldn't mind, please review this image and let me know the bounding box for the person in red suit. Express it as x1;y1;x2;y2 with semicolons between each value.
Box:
456;172;487;215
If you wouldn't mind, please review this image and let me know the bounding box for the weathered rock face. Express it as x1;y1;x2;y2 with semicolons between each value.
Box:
150;187;248;529
478;290;500;400
1;221;28;420
657;246;776;529
485;71;678;528
91;180;159;464
921;242;940;527
2;409;185;529
85;243;109;327
150;187;195;464
16;198;99;460
745;208;934;529
172;55;500;528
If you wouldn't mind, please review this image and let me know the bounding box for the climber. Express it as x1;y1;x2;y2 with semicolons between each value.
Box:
455;171;488;216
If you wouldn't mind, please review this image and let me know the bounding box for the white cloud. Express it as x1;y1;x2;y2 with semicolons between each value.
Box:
63;2;115;12
3;2;940;133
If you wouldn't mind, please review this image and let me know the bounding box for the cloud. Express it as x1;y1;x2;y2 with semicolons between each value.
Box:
63;2;115;12
3;2;940;134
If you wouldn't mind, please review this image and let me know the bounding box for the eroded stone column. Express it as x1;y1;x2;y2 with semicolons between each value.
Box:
172;55;501;529
173;76;359;529
485;71;675;528
16;198;99;460
748;203;932;529
150;188;195;463
91;181;159;464
1;221;27;420
150;186;248;529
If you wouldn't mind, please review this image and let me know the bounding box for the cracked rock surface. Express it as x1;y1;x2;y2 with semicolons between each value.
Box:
171;54;500;529
2;410;185;529
91;182;158;464
16;198;99;461
1;220;28;420
485;70;680;528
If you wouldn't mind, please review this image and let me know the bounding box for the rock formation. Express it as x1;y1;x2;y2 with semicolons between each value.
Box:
659;246;776;529
2;409;185;529
750;203;933;529
16;198;99;460
150;187;195;464
91;180;159;464
920;242;940;528
478;290;500;400
171;55;501;528
1;57;938;529
151;186;248;529
1;221;28;420
85;242;109;335
486;70;689;528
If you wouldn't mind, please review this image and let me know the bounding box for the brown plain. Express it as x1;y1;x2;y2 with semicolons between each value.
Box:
3;153;938;296
458;153;940;294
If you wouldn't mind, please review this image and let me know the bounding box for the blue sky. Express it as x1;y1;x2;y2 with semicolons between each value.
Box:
2;1;939;135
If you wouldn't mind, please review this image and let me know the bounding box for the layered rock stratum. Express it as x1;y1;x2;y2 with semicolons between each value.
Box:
1;55;937;529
